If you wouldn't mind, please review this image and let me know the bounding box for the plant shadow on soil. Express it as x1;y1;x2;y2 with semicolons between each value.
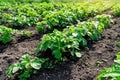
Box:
0;16;120;80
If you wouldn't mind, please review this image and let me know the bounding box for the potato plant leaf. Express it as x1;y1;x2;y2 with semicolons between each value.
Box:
75;52;82;58
31;63;41;70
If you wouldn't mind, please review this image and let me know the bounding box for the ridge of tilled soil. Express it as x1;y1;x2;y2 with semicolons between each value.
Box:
0;16;120;80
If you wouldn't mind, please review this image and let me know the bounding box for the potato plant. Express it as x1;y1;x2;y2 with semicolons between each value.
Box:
0;26;33;44
95;14;111;29
6;54;46;80
112;4;120;16
0;26;13;44
36;2;113;33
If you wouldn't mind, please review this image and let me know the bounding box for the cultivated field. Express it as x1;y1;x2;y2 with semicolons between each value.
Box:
0;0;120;80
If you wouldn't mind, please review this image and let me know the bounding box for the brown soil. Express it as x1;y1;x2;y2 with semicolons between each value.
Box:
0;16;120;80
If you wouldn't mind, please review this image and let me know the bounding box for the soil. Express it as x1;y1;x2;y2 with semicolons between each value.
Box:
0;15;120;80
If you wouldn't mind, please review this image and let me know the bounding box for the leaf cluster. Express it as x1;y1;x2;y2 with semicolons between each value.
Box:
6;54;45;80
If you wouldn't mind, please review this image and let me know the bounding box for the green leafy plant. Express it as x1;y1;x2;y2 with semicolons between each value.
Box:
0;26;34;44
0;1;114;29
35;28;83;61
95;14;111;29
6;54;46;80
36;21;49;32
98;52;120;80
82;20;102;41
112;4;120;16
0;13;13;25
35;2;113;33
0;26;13;44
18;30;34;37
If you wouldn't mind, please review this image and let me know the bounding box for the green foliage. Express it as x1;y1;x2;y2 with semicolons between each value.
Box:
35;2;113;33
0;1;114;29
6;54;45;80
98;52;120;80
0;26;13;44
0;13;13;25
95;14;111;29
0;25;34;44
36;21;49;33
18;30;34;37
112;4;120;16
81;20;102;40
36;9;78;32
0;0;50;3
35;28;84;60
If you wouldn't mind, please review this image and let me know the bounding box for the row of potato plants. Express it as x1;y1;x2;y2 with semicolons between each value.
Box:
0;2;55;27
6;14;112;80
0;1;114;29
36;1;114;32
0;3;41;27
35;14;111;60
0;26;33;44
112;3;120;16
0;26;13;44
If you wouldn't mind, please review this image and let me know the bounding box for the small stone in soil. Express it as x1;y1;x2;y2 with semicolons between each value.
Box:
15;57;19;60
102;59;108;62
